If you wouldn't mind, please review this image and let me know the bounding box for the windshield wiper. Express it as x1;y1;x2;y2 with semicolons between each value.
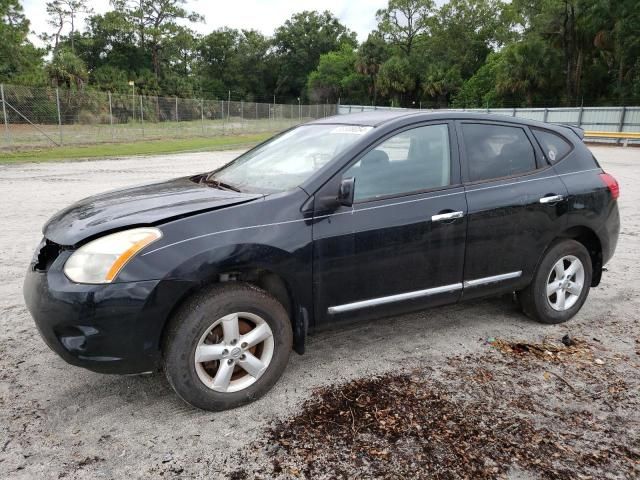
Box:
203;177;242;193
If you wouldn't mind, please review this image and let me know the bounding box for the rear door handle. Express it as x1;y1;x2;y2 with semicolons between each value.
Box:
539;195;564;204
431;211;464;222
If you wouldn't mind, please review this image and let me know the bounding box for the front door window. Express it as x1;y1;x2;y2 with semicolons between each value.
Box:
344;124;451;201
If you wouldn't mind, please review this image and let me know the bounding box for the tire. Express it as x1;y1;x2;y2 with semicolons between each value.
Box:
518;239;592;324
163;282;292;411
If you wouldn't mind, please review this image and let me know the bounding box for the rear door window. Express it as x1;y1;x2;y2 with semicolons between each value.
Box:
532;128;572;163
462;124;537;182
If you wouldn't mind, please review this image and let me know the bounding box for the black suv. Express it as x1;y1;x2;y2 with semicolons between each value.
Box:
24;112;620;411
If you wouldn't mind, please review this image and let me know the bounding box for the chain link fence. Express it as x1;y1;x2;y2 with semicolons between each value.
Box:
0;84;338;151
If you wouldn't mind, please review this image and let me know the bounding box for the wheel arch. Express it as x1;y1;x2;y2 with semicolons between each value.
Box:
556;226;603;287
156;246;310;358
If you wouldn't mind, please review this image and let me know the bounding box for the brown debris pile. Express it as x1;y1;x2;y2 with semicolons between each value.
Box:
265;338;639;479
488;336;595;363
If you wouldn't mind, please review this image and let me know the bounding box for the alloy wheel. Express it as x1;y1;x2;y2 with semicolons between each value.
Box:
546;255;585;311
194;312;274;393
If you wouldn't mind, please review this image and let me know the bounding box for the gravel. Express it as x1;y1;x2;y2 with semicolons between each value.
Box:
0;146;638;479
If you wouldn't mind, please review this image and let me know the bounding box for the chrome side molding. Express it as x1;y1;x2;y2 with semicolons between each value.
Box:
463;271;522;288
328;283;463;314
328;271;523;314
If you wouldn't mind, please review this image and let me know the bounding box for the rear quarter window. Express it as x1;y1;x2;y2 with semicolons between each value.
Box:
532;128;572;163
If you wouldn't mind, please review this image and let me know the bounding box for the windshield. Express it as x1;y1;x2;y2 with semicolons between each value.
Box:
209;124;372;193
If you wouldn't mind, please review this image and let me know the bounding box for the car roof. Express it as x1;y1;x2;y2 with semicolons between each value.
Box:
309;110;421;126
309;110;579;138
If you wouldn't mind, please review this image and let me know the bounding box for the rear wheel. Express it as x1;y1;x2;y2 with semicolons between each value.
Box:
518;239;592;324
163;283;292;411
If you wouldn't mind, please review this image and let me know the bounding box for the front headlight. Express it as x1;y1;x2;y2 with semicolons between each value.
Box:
64;227;162;284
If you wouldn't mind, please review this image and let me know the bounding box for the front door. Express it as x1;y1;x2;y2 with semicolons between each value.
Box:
312;122;467;324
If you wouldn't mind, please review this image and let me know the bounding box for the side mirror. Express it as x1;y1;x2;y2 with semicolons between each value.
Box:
338;177;355;207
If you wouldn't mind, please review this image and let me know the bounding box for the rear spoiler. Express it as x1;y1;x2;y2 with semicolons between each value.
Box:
557;124;584;141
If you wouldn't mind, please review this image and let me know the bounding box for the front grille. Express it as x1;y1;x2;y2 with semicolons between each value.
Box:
34;239;62;272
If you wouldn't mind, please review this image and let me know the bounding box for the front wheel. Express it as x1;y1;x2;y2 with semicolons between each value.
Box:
518;239;592;324
163;283;292;411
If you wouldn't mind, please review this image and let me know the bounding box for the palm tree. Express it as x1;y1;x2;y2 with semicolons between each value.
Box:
495;38;562;107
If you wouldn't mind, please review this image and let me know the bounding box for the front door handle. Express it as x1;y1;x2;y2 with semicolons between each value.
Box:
539;194;564;204
431;211;464;222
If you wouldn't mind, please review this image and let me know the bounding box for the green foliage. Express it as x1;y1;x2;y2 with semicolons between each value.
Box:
494;37;563;106
0;0;45;83
376;0;435;56
273;10;357;100
46;48;89;88
1;0;639;108
307;45;369;103
377;56;414;104
354;33;391;104
196;28;272;100
452;53;502;107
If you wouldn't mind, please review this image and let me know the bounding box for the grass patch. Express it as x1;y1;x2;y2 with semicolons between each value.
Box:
0;133;272;164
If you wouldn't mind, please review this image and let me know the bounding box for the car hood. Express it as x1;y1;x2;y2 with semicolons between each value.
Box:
43;176;263;246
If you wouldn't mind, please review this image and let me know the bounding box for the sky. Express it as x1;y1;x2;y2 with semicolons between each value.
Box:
22;0;390;46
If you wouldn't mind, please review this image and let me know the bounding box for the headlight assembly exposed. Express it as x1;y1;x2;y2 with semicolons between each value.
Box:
64;227;162;284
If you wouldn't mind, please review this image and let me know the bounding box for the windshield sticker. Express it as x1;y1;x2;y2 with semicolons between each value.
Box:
329;126;372;135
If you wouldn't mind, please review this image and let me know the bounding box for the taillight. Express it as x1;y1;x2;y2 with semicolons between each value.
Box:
599;173;619;200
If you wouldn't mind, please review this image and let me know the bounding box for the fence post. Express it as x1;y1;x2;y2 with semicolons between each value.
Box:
577;105;584;129
201;98;205;136
240;100;244;127
221;100;225;135
108;91;114;141
543;108;549;123
617;106;627;146
55;87;63;145
1;84;10;147
139;95;144;138
175;96;179;135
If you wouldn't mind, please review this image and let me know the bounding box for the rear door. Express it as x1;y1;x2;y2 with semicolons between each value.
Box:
313;122;467;324
457;121;569;299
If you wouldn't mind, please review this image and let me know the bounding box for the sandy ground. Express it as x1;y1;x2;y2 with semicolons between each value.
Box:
0;147;638;479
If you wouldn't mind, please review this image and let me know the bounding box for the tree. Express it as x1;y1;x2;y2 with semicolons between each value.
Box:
111;0;203;80
44;0;93;53
356;33;389;105
307;45;368;103
75;10;146;90
588;0;640;102
452;52;502;107
45;1;66;51
46;48;88;88
494;37;563;106
376;0;434;56
429;0;509;78
273;10;357;100
421;64;463;107
0;0;44;83
196;28;272;100
377;56;414;105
